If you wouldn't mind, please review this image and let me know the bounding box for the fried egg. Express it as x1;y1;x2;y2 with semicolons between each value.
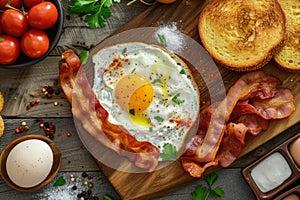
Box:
92;42;200;160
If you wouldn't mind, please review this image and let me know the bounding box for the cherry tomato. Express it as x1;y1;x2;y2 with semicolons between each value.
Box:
1;9;28;37
21;29;49;58
24;0;43;9
0;0;21;10
0;14;2;35
27;2;58;30
0;35;20;64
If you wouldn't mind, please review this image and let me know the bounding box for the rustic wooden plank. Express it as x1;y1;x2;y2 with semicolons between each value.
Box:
0;57;71;118
0;118;99;171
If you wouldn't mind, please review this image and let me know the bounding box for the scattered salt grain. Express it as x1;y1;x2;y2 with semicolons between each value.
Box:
154;22;184;53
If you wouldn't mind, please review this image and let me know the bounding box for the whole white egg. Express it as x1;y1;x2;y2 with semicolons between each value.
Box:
6;139;54;188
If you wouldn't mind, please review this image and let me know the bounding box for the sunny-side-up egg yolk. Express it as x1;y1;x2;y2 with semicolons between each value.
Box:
114;74;154;127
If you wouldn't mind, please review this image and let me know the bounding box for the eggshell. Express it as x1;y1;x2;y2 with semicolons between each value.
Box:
6;139;54;188
289;137;300;167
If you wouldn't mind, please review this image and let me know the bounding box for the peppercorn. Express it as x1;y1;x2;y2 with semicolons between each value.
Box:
82;172;88;178
72;185;77;190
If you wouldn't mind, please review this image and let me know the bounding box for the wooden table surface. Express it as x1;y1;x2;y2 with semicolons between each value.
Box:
0;1;299;199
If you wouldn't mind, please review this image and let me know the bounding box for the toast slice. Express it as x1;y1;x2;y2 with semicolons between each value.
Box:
274;0;300;71
198;0;286;71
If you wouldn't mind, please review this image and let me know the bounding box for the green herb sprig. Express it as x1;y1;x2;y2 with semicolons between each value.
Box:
192;173;224;200
68;0;121;28
53;176;66;186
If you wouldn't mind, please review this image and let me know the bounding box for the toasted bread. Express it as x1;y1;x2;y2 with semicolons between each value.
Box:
198;0;286;71
0;115;3;137
274;0;300;71
0;91;4;112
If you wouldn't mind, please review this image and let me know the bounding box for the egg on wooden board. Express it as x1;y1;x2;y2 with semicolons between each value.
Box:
6;139;54;188
92;42;200;160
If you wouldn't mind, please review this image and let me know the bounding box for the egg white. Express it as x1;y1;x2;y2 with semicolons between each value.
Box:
92;42;200;160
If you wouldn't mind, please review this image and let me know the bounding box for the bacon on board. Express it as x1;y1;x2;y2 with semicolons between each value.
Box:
59;50;160;172
181;71;295;178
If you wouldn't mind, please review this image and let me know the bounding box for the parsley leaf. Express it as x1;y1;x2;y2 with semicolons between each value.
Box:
79;50;89;64
161;143;177;161
154;116;164;122
172;93;185;105
103;194;114;200
68;0;117;29
0;38;4;42
53;176;66;186
192;185;207;200
191;173;224;200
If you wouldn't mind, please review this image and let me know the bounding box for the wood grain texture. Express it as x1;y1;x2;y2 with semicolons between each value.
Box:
87;0;300;199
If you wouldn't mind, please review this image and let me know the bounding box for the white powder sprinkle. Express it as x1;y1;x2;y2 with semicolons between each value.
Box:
154;22;184;53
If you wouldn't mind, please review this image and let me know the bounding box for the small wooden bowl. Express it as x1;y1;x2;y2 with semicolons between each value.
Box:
0;134;61;192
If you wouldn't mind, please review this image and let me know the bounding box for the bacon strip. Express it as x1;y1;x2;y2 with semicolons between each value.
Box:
60;50;160;171
181;71;295;178
196;71;282;163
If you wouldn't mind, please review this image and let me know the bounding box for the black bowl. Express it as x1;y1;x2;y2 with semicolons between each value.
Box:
0;0;63;69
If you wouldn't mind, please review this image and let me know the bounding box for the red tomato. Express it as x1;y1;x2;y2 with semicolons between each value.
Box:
0;0;21;10
24;0;43;8
1;9;28;37
0;14;2;35
21;29;49;58
27;2;58;30
0;35;20;64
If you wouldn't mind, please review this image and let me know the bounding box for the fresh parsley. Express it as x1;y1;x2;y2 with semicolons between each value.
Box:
172;93;185;105
121;48;127;56
154;116;164;122
68;0;121;28
179;69;186;74
129;109;135;115
0;38;4;42
157;33;167;46
192;173;224;200
103;194;114;200
53;176;66;186
152;78;163;84
79;50;89;64
161;143;177;161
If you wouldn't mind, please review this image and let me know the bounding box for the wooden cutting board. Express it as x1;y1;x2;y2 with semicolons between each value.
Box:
82;0;300;199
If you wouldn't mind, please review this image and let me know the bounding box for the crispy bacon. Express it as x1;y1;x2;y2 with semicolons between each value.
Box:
181;71;295;178
60;50;160;171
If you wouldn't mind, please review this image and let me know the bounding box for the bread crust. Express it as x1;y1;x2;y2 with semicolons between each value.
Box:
274;0;300;71
198;0;286;71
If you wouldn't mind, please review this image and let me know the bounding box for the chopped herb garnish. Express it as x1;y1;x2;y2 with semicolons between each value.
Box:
53;176;66;186
157;33;167;46
79;50;89;64
129;109;135;115
172;93;185;105
103;194;114;200
179;69;186;74
149;127;153;132
68;0;120;28
191;173;224;200
131;68;136;73
121;48;127;56
161;143;177;161
154;116;164;122
0;38;4;42
152;78;163;84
